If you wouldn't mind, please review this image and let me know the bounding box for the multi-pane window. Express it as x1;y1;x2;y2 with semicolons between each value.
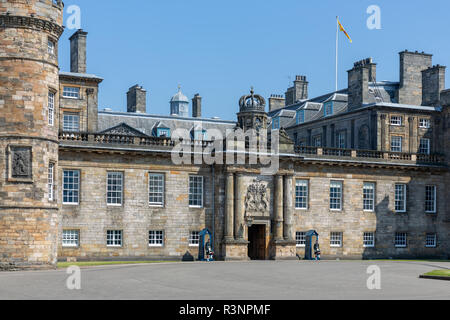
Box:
425;186;436;213
336;132;346;149
330;181;343;211
324;102;333;117
149;231;164;247
149;173;164;206
390;116;403;126
48;40;55;55
313;136;322;147
295;180;309;210
63;86;80;99
48;163;54;201
330;232;343;247
296;232;306;247
391;136;403;152
419;138;431;155
419;118;431;129
426;233;437;248
189;176;204;207
363;182;375;212
395;184;407;213
363;232;375;248
189;231;200;246
63;113;80;132
272;117;280;130
63;170;80;204
395;232;407;248
48;91;54;126
297;110;305;124
62;230;79;247
107;172;123;206
107;230;123;247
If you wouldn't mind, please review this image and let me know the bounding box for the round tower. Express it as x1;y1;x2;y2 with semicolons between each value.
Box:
0;0;64;269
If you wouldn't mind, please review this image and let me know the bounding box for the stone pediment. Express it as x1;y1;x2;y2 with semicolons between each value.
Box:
100;123;149;137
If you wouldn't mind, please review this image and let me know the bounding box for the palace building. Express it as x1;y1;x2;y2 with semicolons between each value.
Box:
0;0;449;269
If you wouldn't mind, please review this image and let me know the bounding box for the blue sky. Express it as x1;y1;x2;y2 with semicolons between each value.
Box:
59;0;450;120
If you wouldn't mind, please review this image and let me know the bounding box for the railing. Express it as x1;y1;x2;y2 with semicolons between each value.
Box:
322;147;352;157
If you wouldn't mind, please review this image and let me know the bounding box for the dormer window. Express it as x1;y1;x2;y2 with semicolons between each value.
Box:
390;116;403;126
194;130;207;141
297;110;305;124
157;128;171;138
324;102;333;117
272;117;280;130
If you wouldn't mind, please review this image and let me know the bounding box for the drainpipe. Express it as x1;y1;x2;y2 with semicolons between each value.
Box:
211;165;215;252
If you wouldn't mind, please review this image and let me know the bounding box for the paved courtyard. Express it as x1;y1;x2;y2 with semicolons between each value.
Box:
0;261;448;300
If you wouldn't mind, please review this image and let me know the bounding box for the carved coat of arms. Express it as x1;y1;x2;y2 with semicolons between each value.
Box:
245;179;269;213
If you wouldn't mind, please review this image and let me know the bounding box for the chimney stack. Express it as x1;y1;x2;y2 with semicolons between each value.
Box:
285;75;308;106
192;94;202;118
398;50;432;105
347;58;376;110
127;85;147;114
269;95;285;112
69;29;88;74
422;65;446;106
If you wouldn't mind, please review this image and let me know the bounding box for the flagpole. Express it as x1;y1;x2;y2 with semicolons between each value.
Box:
335;16;339;92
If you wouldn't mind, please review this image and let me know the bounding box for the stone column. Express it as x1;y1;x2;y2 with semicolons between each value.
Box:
283;175;294;241
274;175;284;241
234;173;245;240
224;172;234;241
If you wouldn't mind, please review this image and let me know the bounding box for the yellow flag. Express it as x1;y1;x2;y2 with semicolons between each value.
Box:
338;18;352;43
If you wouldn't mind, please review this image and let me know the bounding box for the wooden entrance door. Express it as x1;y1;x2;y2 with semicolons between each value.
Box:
248;225;266;260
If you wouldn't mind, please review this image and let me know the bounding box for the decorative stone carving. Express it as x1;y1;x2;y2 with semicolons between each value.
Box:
100;123;148;137
10;146;32;179
245;179;269;214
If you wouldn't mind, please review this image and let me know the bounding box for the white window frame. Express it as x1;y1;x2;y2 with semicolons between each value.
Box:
63;112;80;132
189;176;204;208
425;185;436;214
149;230;164;247
63;86;80;99
106;230;123;247
394;184;407;213
330;232;343;248
336;131;346;149
363;232;375;248
390;116;403;126
62;169;80;205
48;91;54;126
62;230;79;248
395;232;407;248
391;136;403;152
48;39;55;55
106;172;123;206
425;233;437;248
48;163;54;201
419;138;431;155
149;173;165;207
189;231;200;247
419;118;431;129
296;232;306;247
330;181;343;211
363;182;375;212
295;180;309;210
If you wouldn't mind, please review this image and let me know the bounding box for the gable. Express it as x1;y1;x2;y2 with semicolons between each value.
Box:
100;123;149;137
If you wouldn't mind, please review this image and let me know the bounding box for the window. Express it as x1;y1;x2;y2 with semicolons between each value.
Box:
63;113;80;132
272;117;280;130
107;172;123;206
149;173;164;206
189;176;204;207
330;232;343;247
395;184;407;213
425;186;436;213
330;181;343;211
313;135;322;147
426;234;437;248
63;86;80;99
324;102;333;117
395;232;407;248
48;40;55;55
363;232;375;248
336;131;346;149
390;116;403;126
63;170;80;205
419;119;431;129
107;230;123;247
149;231;164;247
391;136;403;152
62;230;79;247
189;231;200;246
363;182;375;212
419;138;430;155
194;130;208;141
295;180;309;210
297;110;305;124
48;91;54;126
48;163;54;201
157;128;171;138
296;232;306;247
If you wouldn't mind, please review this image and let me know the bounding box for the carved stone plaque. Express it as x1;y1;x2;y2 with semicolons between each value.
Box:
10;146;32;179
245;179;269;215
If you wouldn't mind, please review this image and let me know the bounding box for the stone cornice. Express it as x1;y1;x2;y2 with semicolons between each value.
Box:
0;15;64;38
